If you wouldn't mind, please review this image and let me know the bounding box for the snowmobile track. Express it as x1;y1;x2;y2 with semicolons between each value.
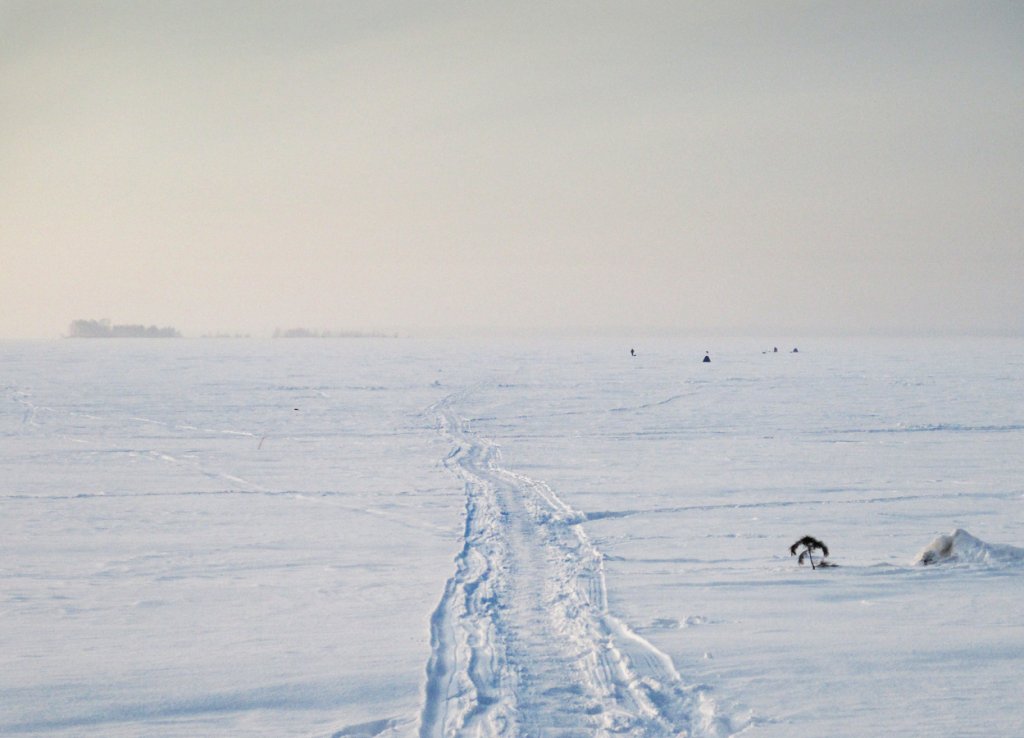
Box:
419;391;724;737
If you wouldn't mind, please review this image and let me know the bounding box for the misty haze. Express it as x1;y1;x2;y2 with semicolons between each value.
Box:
2;3;1023;737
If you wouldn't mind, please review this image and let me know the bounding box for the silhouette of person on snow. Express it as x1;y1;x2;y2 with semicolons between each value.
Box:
703;352;711;363
630;348;636;357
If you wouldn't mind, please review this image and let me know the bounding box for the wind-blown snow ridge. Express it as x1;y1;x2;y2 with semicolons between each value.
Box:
419;391;730;737
914;528;1024;566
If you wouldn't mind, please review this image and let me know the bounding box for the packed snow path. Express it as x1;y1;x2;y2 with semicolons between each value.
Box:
419;392;719;738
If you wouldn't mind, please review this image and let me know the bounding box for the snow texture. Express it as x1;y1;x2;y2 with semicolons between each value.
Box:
1;337;1022;737
419;391;730;737
915;528;1024;566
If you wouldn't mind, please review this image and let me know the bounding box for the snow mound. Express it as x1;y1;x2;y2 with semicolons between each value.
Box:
914;528;1024;566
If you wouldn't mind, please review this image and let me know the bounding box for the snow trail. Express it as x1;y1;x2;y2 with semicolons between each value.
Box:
420;392;723;737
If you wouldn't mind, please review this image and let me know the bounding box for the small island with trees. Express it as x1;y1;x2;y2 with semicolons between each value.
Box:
67;319;181;338
64;320;395;339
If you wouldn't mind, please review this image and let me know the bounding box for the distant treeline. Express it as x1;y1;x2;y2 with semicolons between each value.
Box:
65;320;391;338
67;319;181;338
273;328;395;338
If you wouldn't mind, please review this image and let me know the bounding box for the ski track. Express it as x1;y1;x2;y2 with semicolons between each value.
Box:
7;391;268;491
419;392;730;738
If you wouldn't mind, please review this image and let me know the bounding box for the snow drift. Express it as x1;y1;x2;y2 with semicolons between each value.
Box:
914;528;1024;566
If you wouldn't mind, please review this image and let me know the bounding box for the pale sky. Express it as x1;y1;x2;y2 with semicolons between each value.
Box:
2;1;1022;338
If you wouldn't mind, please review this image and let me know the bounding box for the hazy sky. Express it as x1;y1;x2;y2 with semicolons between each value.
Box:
2;1;1022;338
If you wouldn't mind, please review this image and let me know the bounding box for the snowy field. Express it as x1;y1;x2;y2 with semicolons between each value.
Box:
2;337;1022;737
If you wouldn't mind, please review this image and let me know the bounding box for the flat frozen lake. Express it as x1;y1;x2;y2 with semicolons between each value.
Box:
2;338;1022;736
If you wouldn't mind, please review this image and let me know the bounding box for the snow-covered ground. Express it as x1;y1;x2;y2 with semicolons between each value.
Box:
2;337;1022;737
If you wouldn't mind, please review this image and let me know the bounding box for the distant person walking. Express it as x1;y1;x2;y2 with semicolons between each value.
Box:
631;348;636;357
703;352;711;363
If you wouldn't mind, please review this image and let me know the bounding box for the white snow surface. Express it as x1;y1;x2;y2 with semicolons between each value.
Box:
914;528;1024;566
2;337;1022;737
